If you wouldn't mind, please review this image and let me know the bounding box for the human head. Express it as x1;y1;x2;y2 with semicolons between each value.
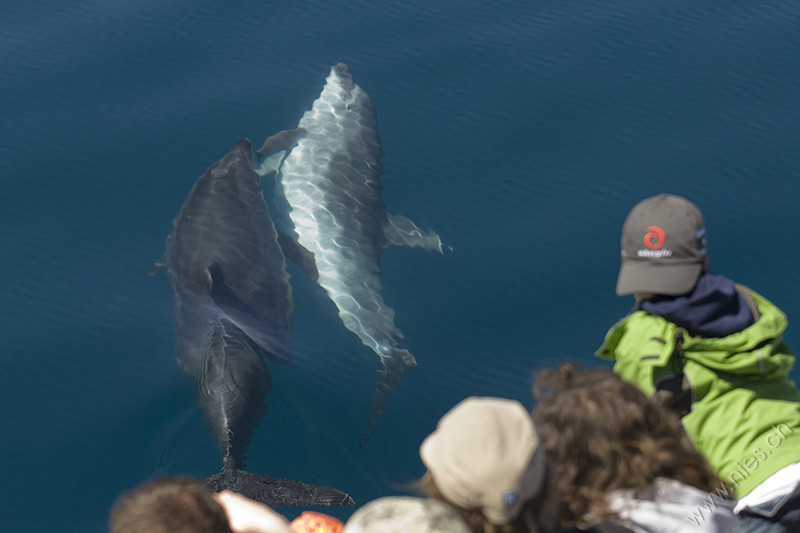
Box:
343;496;471;533
616;193;707;296
532;363;727;523
110;477;232;533
419;396;553;532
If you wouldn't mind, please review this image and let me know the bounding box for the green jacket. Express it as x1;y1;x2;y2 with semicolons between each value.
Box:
597;287;800;497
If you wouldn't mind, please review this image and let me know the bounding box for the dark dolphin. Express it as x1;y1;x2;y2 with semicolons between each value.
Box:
151;137;353;506
260;64;442;443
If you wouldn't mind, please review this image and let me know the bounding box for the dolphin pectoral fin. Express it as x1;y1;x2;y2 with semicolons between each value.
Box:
255;128;308;176
257;127;307;156
206;264;290;363
207;264;258;319
383;213;443;253
255;151;286;177
204;469;355;507
277;232;319;281
145;256;166;282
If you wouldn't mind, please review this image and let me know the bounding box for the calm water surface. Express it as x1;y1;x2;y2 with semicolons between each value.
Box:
2;1;800;530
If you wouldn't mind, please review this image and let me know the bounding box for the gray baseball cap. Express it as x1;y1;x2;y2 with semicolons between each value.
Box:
616;194;707;296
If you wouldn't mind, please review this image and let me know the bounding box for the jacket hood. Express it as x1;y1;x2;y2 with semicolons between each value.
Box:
638;273;754;337
606;478;738;533
679;289;792;379
600;286;793;380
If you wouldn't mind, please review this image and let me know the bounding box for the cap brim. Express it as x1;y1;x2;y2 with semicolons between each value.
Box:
616;261;703;296
419;432;438;471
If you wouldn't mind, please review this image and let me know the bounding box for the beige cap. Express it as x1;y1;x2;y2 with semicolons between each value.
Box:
419;397;546;525
343;497;470;533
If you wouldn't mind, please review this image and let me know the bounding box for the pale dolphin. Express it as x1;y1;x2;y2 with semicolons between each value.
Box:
151;137;353;506
259;63;442;442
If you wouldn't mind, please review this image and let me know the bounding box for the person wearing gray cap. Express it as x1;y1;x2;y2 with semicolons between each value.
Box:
416;396;560;533
596;193;800;531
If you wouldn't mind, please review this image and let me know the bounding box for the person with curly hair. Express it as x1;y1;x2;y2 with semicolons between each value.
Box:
532;363;738;532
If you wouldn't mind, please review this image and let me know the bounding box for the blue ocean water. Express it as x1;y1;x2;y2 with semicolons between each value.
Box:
2;1;800;530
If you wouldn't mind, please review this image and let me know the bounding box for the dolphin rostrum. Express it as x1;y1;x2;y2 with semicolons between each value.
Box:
259;64;443;443
151;137;354;506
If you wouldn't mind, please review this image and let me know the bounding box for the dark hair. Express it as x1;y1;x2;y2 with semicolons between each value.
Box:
532;363;728;525
110;477;232;533
418;472;560;533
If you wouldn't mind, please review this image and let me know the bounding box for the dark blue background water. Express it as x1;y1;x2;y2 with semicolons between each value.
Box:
3;1;800;530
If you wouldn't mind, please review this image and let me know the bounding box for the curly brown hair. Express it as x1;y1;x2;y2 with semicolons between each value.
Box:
532;363;728;525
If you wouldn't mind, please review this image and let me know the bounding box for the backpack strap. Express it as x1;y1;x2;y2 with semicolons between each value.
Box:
652;331;693;417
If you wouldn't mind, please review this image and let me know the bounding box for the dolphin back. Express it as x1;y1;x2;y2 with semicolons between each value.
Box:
197;319;271;472
155;138;296;479
273;64;442;442
161;138;294;368
197;321;355;508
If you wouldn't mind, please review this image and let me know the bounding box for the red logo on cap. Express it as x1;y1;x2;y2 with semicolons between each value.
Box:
643;225;665;249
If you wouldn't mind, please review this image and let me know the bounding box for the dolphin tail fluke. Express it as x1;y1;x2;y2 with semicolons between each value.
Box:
204;469;355;507
359;349;415;446
383;213;443;253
